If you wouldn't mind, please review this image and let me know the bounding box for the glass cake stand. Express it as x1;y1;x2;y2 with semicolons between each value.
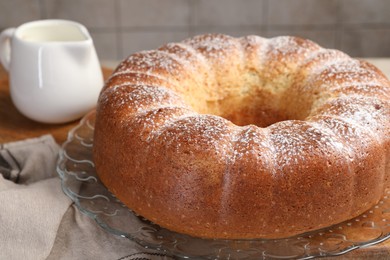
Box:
57;110;390;259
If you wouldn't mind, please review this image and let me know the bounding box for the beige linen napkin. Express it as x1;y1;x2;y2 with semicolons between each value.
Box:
0;135;172;260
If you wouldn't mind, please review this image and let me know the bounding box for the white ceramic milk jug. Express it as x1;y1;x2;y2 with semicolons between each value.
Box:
0;19;104;124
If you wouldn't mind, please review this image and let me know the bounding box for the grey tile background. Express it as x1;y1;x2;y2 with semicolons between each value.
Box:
1;0;389;60
267;0;339;26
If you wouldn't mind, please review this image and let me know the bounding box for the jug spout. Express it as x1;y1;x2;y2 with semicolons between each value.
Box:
65;40;97;66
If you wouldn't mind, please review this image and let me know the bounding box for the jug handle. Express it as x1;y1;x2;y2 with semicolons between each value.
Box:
0;28;15;72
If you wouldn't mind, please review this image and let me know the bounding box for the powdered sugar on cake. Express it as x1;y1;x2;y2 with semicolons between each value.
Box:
93;33;390;239
102;34;389;164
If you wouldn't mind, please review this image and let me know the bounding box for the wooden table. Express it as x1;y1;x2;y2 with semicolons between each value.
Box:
1;62;390;258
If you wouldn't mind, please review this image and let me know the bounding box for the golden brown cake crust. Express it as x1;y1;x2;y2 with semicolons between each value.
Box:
93;34;390;239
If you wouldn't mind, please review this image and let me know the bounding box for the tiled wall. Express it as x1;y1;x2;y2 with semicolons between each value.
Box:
1;0;390;61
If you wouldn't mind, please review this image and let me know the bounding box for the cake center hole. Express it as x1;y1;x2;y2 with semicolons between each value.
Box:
192;71;293;127
205;96;290;128
184;67;302;127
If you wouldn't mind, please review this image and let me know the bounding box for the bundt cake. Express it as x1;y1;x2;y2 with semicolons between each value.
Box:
93;34;390;239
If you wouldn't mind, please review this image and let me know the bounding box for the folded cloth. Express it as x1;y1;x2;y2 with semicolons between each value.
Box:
0;135;71;260
0;135;172;260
